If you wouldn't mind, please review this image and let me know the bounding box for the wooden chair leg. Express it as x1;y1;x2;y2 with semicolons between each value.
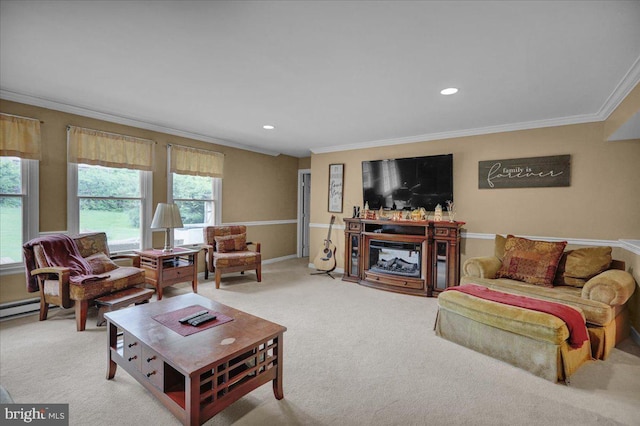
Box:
39;298;49;321
38;284;49;321
75;300;89;331
215;270;221;289
207;254;213;280
256;264;262;282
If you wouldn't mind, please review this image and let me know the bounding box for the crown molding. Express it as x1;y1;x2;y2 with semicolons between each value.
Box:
0;89;282;157
311;55;640;155
5;55;639;158
597;54;640;120
310;113;600;154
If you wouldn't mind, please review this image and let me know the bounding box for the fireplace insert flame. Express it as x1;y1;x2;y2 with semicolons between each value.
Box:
368;240;421;278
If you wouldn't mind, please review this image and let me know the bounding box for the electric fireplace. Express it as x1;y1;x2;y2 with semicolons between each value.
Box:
368;240;422;278
346;218;464;297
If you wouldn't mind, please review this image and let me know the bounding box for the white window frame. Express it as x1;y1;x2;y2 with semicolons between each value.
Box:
0;157;39;274
67;163;153;251
167;171;222;247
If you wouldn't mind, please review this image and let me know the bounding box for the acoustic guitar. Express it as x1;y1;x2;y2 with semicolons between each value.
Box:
313;215;337;272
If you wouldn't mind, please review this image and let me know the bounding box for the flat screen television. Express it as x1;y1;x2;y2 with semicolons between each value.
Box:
362;154;453;211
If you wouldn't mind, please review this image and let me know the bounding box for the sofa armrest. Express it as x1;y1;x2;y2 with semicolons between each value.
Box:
31;266;71;280
247;242;261;253
462;256;502;279
581;269;636;306
31;266;72;307
111;253;141;268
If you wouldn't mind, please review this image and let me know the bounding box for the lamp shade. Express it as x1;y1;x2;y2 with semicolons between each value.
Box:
150;203;184;229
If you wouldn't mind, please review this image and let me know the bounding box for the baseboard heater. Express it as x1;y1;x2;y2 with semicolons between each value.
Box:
0;298;41;320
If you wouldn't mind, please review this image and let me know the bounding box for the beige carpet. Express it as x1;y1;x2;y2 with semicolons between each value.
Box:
1;258;639;426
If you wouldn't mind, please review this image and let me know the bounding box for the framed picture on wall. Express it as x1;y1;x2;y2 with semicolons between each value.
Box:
328;163;344;213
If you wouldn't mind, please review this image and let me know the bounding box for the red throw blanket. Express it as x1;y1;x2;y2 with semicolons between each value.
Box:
445;284;588;349
23;234;109;293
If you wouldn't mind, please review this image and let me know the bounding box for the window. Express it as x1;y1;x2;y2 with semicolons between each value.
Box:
69;163;151;252
0;113;40;271
0;157;38;267
67;126;154;252
170;173;221;245
168;144;223;246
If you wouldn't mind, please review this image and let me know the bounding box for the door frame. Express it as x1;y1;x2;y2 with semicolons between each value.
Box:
297;169;311;257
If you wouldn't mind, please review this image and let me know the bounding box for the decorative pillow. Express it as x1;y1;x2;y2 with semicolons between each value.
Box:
215;233;247;253
554;246;612;287
85;252;119;274
494;234;507;262
495;235;567;287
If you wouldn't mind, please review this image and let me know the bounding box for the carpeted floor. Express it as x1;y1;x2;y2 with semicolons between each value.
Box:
1;258;639;426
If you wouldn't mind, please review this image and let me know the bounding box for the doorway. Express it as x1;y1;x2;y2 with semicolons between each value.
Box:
297;169;311;257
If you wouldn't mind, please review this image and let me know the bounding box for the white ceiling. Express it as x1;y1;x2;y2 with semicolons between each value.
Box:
1;1;640;158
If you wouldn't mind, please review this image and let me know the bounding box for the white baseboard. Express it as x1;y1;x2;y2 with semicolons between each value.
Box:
264;254;298;265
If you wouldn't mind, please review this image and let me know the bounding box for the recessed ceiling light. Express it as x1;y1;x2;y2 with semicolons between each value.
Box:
440;88;459;95
263;125;275;130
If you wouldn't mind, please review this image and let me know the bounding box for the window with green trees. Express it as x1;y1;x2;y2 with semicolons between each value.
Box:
77;164;144;251
0;157;23;264
172;173;217;245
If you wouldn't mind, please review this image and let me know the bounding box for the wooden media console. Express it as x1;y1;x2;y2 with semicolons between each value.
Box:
343;218;464;297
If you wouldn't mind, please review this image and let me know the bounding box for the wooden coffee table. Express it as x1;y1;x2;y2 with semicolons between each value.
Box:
105;293;286;425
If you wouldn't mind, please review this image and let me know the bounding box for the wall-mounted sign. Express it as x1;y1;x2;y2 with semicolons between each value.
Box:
479;155;570;189
328;163;344;212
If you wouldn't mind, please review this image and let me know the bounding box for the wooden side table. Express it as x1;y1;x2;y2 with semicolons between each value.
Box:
135;248;199;300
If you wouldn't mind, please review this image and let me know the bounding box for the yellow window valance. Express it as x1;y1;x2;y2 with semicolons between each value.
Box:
67;126;154;171
0;113;42;160
170;144;224;178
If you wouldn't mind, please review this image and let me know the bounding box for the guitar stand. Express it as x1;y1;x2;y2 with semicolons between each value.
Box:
311;269;335;279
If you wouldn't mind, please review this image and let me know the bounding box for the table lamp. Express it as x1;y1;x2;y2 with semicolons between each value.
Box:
150;203;184;252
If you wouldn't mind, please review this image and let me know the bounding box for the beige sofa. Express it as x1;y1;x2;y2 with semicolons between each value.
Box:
459;236;636;361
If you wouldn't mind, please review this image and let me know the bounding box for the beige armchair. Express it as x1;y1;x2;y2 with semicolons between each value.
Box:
203;226;261;289
23;232;145;331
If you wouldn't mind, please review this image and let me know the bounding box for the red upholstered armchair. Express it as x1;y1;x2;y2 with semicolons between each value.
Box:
23;232;145;331
203;226;262;289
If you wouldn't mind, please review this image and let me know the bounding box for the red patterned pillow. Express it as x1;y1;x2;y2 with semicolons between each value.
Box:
214;233;247;253
495;235;567;287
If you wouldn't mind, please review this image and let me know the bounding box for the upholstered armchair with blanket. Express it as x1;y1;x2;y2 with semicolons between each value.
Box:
203;225;262;289
23;232;145;331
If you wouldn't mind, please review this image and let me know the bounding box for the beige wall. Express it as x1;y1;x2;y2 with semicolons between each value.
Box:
309;88;640;331
310;121;640;244
0;100;299;303
2;87;639;332
298;157;311;170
